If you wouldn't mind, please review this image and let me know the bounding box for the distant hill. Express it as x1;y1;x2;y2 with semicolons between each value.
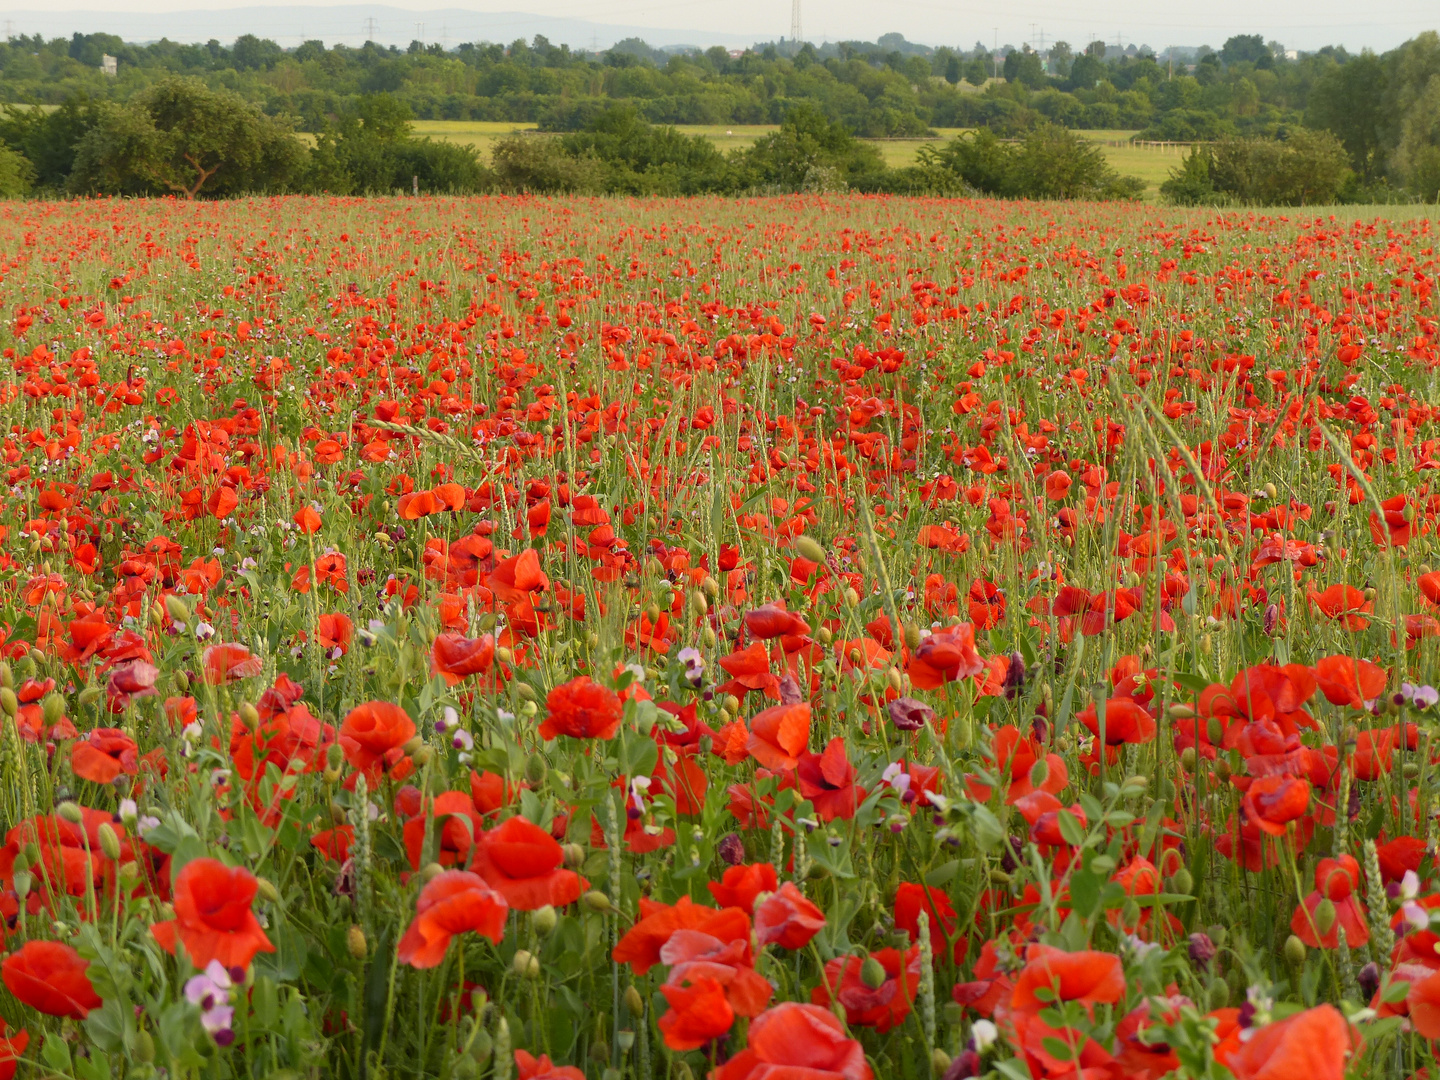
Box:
1;5;762;50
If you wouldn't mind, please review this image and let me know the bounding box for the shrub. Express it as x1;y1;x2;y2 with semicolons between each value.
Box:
491;134;605;193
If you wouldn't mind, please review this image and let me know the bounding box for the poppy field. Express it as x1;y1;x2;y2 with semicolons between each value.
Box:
0;194;1438;1080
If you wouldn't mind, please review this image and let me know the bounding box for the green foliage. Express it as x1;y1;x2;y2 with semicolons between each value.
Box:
558;107;733;194
916;123;1143;200
0;97;102;189
490;134;604;193
308;94;493;194
1162;129;1351;206
0;143;33;196
732;104;888;192
68;77;306;197
1159;146;1227;206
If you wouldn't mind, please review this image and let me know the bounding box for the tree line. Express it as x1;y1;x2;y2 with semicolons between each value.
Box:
0;26;1435;203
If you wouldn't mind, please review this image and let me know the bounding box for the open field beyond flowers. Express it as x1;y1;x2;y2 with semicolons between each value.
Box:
0;195;1438;1080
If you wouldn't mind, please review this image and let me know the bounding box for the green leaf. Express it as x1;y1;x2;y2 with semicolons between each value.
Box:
1057;809;1086;847
1381;979;1411;1004
41;1033;73;1073
83;997;128;1053
1069;869;1102;918
924;859;960;888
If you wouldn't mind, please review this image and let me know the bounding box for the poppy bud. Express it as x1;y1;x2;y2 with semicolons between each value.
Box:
1169;867;1193;895
135;1029;155;1064
903;623;922;651
1167;703;1195;719
255;876;279;903
324;767;342;784
886;667;903;694
326;743;344;770
0;687;16;718
411;745;434;767
402;736;425;756
1207;924;1228;947
581;890;614;913
173;669;190;693
1180;747;1197;770
1263;482;1278;500
794;534;827;563
234;700;259;727
512;679;535;701
75;684;101;710
724;694;740;715
624;985;644;1018
57;801;84;825
616;1031;634;1053
165;594;192;623
931;1049;952;1077
347;925;368;959
512;950;540;978
1313;897;1337;936
531;905;557;936
118;862;140;890
701;627;717;648
1283;934;1307;966
589;1038;610;1064
562;843;586;869
420;862;445;884
1358;962;1381;1001
1028;757;1049;790
859;955;887;990
689;590;708;618
496;647;515;667
1214;758;1232;781
0;663;10;689
843;587;860;607
96;823;122;861
816;626;833;645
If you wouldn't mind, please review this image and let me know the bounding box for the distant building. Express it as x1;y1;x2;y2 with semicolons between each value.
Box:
728;49;745;58
100;54;117;76
1284;49;1299;60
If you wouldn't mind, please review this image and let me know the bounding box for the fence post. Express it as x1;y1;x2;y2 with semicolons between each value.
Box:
412;175;419;196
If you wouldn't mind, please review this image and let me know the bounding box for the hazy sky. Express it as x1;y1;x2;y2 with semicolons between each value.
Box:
12;0;1436;52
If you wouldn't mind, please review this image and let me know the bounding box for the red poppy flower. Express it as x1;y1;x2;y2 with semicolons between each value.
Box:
70;727;139;784
0;1019;27;1080
1010;943;1126;1013
469;815;587;910
1292;855;1368;949
538;677;622;740
317;612;353;654
1;940;101;1019
1226;1004;1357;1080
967;579;1006;628
796;738;861;821
1308;584;1373;630
1241;775;1311;836
707;862;778;912
613;896;750;974
660;928;772;1017
403;791;483;870
744;603;810;639
397;870;509;968
747;702;810;770
1077;695;1156;745
515;1050;585;1080
715;1002;872;1080
431;633;496;685
894;882;962;961
907;624;985;689
339;701;417;781
1313;655;1387;708
202;643;264;685
151;857;275;969
811;946;921;1033
658;975;735;1050
755;882;825;950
